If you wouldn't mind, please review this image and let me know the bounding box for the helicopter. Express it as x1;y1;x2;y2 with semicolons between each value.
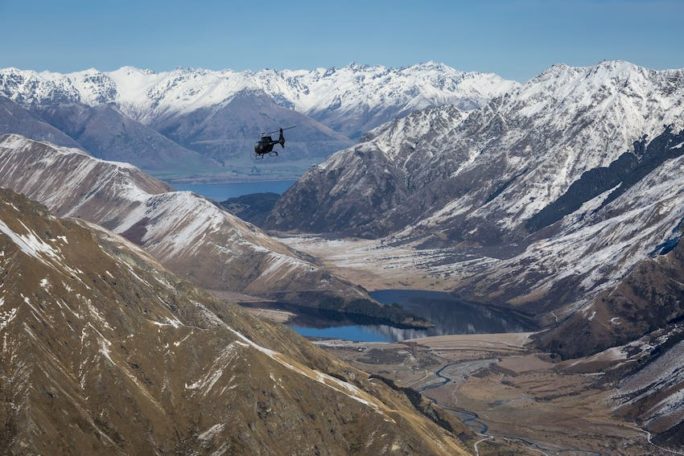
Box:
254;126;296;159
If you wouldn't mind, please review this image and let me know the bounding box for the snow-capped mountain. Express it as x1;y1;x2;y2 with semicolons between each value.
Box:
271;60;684;238
268;105;468;236
0;63;516;178
0;188;469;455
0;62;515;137
0;134;425;327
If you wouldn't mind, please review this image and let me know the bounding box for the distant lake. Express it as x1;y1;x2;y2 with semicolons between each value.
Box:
290;325;399;343
286;289;535;343
169;180;296;201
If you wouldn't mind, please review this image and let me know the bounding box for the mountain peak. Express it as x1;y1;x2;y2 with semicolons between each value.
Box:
408;60;456;71
112;65;156;76
347;61;371;71
536;60;654;81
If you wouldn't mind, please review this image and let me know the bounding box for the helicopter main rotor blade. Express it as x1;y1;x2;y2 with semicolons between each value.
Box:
262;125;296;135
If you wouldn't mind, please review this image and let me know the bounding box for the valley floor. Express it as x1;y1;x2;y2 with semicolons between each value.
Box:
276;234;484;291
317;333;671;456
271;234;683;455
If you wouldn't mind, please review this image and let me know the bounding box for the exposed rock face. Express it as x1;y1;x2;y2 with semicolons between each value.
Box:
0;63;515;178
0;135;421;327
0;189;470;455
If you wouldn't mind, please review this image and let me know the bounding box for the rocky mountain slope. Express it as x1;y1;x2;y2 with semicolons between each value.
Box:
536;233;684;359
0;134;423;327
0;188;470;455
269;105;467;236
0;63;515;178
457;126;684;315
271;61;684;239
536;237;684;449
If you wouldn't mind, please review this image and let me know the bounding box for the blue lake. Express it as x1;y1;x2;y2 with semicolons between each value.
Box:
168;180;296;201
287;289;535;343
289;325;397;343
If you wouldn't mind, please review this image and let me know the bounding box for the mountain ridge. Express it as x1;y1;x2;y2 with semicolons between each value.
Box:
0;134;426;328
269;60;684;238
0;187;471;455
0;62;514;178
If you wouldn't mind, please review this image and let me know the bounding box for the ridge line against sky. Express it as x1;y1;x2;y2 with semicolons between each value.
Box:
2;60;684;85
0;0;682;81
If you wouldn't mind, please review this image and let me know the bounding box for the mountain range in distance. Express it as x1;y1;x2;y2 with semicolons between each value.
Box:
0;62;516;181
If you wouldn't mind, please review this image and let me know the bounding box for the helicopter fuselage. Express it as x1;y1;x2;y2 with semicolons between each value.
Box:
254;136;278;155
254;128;286;157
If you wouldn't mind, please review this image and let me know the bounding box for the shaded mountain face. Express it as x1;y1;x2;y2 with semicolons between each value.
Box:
220;192;280;226
0;64;515;179
0;134;424;327
0;96;80;148
271;61;684;240
33;102;216;177
526;126;683;232
152;90;354;178
268;105;466;236
457;127;684;319
0;188;470;455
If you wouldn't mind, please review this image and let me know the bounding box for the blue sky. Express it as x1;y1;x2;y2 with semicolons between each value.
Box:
0;0;681;81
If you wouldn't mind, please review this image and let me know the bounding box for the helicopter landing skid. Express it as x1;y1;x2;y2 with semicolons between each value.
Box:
254;152;278;160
